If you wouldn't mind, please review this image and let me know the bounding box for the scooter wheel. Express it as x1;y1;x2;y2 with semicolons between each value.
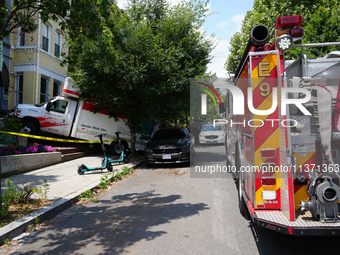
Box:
77;165;86;175
107;162;113;172
123;157;129;164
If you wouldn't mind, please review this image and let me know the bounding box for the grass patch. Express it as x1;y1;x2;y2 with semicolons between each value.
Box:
0;179;50;228
0;200;51;228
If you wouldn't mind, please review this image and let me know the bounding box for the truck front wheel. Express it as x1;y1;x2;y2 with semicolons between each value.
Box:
110;142;126;156
22;122;37;135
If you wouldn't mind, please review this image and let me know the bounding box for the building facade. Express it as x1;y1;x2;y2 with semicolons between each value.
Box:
0;0;12;113
4;12;68;113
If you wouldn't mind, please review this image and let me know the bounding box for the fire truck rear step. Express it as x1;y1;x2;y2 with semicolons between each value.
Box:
256;211;340;227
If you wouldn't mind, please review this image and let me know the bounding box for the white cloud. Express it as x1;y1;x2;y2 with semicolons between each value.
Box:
231;14;244;24
216;14;244;34
231;14;244;32
216;20;228;30
207;38;230;78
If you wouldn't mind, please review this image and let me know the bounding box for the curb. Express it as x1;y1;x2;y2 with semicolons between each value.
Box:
0;160;144;245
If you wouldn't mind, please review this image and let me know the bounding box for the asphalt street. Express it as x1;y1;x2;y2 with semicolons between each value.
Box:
1;145;340;254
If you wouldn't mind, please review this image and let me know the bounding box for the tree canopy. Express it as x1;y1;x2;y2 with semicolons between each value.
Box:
66;0;214;153
0;0;68;40
0;0;115;42
225;0;340;74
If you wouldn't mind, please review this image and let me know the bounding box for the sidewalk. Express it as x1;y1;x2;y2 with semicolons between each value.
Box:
0;154;144;244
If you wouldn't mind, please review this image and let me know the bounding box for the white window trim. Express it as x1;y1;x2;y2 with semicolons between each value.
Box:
55;31;62;58
17;27;24;47
15;73;24;106
42;23;51;54
40;76;50;102
53;80;62;96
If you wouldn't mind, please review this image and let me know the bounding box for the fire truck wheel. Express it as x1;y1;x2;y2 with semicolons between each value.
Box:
238;171;251;220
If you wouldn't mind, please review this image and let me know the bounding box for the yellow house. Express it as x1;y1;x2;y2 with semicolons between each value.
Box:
7;14;68;110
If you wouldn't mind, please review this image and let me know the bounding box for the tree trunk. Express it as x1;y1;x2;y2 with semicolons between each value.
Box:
130;129;137;157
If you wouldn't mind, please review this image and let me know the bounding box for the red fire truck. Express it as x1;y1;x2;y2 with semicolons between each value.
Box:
225;15;340;235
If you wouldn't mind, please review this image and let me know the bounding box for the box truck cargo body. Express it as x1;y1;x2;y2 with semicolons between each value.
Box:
14;77;154;155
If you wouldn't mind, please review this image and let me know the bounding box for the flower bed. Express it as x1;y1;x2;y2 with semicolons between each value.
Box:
0;151;62;177
0;143;54;156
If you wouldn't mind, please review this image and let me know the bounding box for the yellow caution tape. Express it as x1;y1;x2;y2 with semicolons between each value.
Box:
0;131;120;143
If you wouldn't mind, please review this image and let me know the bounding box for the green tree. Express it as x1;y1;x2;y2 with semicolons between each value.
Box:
189;73;219;127
304;5;340;58
0;0;69;40
225;0;340;74
67;0;214;155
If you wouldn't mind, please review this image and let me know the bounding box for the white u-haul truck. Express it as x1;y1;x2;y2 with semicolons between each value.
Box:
14;77;154;155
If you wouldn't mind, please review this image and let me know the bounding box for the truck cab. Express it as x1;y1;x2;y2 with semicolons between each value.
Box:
15;96;78;136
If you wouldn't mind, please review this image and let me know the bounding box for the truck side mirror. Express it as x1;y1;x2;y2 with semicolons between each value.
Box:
46;102;51;112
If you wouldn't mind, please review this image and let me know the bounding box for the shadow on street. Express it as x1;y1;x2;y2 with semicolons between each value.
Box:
11;190;209;254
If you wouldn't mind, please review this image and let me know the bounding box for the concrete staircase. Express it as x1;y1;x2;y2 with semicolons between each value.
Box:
53;146;89;162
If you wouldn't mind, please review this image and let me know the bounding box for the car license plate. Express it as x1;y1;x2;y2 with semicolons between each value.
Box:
162;154;171;159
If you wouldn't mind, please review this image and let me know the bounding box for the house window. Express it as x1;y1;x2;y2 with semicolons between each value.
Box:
15;74;24;105
17;27;25;47
55;31;62;56
42;24;50;52
19;32;25;46
40;77;49;103
53;81;61;97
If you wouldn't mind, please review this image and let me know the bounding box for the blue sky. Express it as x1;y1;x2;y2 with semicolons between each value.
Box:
117;0;255;77
203;0;254;77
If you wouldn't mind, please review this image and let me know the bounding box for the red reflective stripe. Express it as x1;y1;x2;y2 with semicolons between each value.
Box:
62;89;79;96
288;227;293;235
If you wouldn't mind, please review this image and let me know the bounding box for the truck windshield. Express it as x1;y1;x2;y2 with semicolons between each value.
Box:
35;98;55;107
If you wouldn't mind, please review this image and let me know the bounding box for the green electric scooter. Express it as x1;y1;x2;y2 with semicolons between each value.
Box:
77;134;113;175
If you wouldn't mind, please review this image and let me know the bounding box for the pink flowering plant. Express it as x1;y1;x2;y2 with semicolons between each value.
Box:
0;143;54;156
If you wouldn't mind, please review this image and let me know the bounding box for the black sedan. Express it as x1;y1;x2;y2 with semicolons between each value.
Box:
144;128;192;164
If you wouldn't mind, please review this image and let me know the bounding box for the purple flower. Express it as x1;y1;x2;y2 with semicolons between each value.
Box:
44;146;54;152
1;148;13;155
0;143;54;156
0;149;11;155
16;146;26;153
37;144;45;152
25;146;38;153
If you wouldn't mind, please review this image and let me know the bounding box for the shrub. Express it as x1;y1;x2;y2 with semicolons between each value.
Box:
1;116;22;146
